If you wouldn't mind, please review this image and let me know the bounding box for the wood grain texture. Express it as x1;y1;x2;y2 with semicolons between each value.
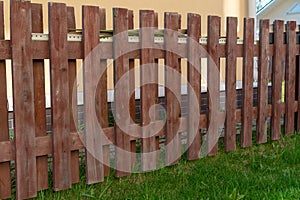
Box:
241;18;254;148
31;3;49;191
271;20;284;140
164;12;181;166
11;1;37;199
207;16;221;156
186;13;201;160
256;19;270;144
140;10;157;171
0;1;11;199
67;6;80;184
83;5;105;184
113;8;131;177
225;17;237;152
49;2;71;191
285;21;296;135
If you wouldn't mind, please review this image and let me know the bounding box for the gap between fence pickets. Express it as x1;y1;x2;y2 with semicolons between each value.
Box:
31;32;252;44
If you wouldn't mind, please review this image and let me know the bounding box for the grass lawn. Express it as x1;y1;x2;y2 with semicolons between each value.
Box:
33;133;300;200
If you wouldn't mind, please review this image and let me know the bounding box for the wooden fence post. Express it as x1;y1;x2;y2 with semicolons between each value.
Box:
83;5;105;184
11;0;37;198
225;17;238;152
0;1;11;199
285;21;296;135
164;12;181;165
186;13;201;160
241;18;254;148
257;19;269;144
207;16;221;156
113;8;132;177
49;2;72;191
140;10;157;171
271;20;284;140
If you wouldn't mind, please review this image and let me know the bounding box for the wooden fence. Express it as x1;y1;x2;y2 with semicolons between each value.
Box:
0;0;300;199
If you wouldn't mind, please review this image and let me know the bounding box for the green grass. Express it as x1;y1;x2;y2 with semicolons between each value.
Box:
30;133;300;200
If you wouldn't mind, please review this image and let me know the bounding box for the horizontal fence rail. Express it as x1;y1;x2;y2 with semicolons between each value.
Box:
0;0;300;199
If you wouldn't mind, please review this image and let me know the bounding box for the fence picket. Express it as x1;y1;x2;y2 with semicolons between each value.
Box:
241;18;254;148
225;17;237;151
11;0;37;198
49;2;72;191
271;20;284;140
31;3;49;191
67;7;80;184
113;8;132;177
207;16;221;156
83;5;105;184
187;13;201;160
140;10;157;171
285;21;296;135
165;12;181;166
0;1;11;199
257;19;270;144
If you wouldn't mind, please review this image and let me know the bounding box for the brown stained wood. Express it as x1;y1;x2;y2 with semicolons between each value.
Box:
0;102;299;164
31;3;49;191
67;6;80;184
285;21;296;135
256;19;270;144
0;1;11;199
225;17;237;152
11;1;37;199
241;18;254;148
49;2;71;191
128;10;137;170
164;12;181;166
83;5;104;184
98;8;110;177
186;13;201;160
113;8;131;177
271;20;284;140
207;16;221;156
140;10;157;171
0;40;298;61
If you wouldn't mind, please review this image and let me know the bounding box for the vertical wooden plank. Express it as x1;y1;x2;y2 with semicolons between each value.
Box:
113;8;131;177
11;1;37;199
99;8;110;177
49;2;71;191
186;13;201;160
67;6;80;184
241;18;254;148
164;12;181;166
140;10;157;171
0;1;11;199
285;21;296;135
271;20;284;141
128;10;137;169
32;3;48;191
256;19;269;144
83;5;104;184
207;16;220;156
225;17;237;152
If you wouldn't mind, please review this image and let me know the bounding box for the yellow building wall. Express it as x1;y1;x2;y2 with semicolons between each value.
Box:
2;0;248;97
